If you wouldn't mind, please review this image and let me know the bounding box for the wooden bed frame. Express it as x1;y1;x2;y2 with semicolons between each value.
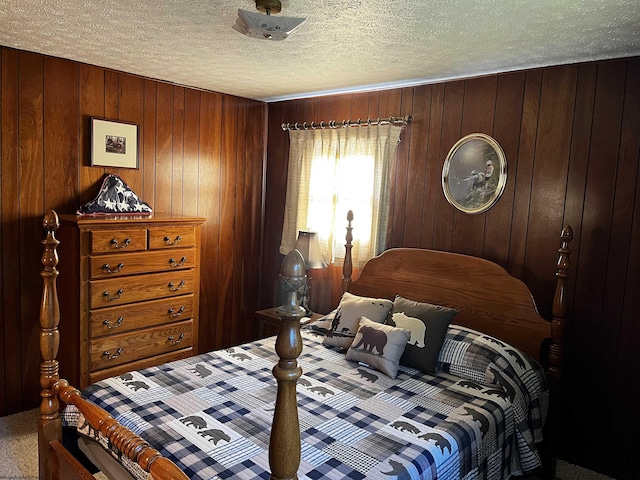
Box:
38;209;572;480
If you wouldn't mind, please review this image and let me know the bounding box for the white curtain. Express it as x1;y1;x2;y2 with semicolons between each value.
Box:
280;123;403;268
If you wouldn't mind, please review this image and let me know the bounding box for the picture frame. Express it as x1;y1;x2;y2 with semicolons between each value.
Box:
91;117;139;169
441;133;507;214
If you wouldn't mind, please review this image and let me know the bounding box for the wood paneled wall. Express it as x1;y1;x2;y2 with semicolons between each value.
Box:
0;47;266;417
262;57;640;479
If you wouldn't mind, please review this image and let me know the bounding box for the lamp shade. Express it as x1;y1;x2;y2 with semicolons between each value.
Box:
294;231;327;269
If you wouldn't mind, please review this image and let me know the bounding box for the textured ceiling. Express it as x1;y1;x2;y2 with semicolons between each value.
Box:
1;0;639;102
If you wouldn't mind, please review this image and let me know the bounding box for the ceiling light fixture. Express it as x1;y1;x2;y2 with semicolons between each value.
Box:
233;0;306;41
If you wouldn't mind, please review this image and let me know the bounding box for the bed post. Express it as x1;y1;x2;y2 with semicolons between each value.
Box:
269;250;306;480
342;210;354;293
549;225;573;384
38;210;62;480
541;224;573;479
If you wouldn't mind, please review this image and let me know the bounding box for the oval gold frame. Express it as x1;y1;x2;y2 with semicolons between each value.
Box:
441;133;507;215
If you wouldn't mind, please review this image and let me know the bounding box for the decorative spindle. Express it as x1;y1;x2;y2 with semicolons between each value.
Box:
342;210;354;293
548;225;573;384
38;210;62;480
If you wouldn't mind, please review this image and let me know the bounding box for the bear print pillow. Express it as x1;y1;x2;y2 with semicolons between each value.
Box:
320;292;393;349
390;295;458;373
345;316;411;378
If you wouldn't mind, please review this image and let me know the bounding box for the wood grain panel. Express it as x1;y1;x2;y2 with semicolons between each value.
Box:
392;88;414;247
142;80;157;204
432;81;463;251
602;62;640;478
595;62;630;376
0;50;4;415
117;74;144;194
18;51;45;406
218;96;238;349
563;64;596;305
235;99;251;345
104;70;118;120
171;87;185;215
196;92;221;352
79;65;106;204
183;89;200;216
420;82;445;249
508;70;541;277
43;57;79;213
261;101;288;310
242;100;265;340
484;72;525;265
525;66;577;311
154;83;173;214
350;92;369;120
403;85;430;248
452;75;498;257
233;99;247;344
614;64;640;476
1;48;20;415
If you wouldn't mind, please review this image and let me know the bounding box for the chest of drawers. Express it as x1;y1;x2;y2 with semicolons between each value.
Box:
57;214;205;388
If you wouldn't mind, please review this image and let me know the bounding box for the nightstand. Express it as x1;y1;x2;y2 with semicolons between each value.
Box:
255;307;323;338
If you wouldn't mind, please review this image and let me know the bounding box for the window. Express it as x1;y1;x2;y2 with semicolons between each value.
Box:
280;124;403;268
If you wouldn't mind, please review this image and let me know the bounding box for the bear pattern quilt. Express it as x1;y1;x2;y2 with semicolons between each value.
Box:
63;327;547;480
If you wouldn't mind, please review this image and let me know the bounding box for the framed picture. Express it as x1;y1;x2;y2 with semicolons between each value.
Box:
441;133;507;214
91;117;139;169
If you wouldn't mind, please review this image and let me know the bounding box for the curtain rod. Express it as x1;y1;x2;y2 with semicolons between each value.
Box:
281;115;412;131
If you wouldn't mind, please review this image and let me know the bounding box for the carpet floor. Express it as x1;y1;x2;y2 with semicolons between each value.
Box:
0;408;615;480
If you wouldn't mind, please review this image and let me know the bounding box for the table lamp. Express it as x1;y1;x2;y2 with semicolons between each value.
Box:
293;231;327;314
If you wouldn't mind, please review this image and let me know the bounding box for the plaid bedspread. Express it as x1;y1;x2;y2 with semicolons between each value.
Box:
63;328;546;479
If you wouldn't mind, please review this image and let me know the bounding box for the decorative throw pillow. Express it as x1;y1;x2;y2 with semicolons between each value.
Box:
78;174;153;215
389;295;458;373
345;317;411;378
321;292;393;349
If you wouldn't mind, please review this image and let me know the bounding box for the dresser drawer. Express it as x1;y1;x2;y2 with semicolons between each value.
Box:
148;226;196;249
89;320;193;371
89;270;196;308
91;229;147;253
90;294;195;337
88;348;193;385
89;248;196;279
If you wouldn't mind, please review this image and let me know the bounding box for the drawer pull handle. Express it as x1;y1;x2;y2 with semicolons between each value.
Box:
164;235;182;245
168;280;186;292
103;289;124;301
169;256;187;268
168;306;185;317
102;347;123;360
103;262;125;273
110;238;131;249
168;333;185;345
103;317;124;329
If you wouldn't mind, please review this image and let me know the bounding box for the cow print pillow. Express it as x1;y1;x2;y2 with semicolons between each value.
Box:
345;316;411;378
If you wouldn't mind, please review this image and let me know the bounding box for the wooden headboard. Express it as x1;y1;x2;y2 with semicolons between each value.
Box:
342;212;573;375
348;248;546;359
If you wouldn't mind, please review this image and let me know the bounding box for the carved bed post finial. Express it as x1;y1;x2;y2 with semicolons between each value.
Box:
548;225;573;384
38;210;61;480
342;210;354;293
